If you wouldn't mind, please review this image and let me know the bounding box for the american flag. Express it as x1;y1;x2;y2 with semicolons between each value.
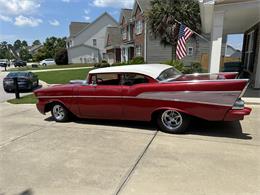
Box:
176;24;193;60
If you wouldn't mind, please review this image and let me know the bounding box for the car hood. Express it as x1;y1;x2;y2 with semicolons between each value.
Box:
34;84;78;97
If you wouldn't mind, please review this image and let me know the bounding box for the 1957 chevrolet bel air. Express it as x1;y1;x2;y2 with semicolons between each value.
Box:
34;64;251;133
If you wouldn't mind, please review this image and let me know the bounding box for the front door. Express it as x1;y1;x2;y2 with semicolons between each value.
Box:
78;73;123;119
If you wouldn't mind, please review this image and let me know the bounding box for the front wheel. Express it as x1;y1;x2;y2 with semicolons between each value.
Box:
51;103;69;122
157;110;190;134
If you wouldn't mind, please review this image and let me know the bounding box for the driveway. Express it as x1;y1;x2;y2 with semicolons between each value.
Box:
0;103;259;195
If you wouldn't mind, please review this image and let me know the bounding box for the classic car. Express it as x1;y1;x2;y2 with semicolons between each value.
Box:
34;64;251;133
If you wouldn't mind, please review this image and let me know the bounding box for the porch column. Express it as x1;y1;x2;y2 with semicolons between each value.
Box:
209;10;225;73
254;48;260;88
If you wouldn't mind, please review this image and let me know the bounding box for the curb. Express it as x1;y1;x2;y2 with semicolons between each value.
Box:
244;98;260;105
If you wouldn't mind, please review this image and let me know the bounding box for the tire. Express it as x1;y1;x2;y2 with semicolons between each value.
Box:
43;63;47;66
156;110;190;134
51;103;69;122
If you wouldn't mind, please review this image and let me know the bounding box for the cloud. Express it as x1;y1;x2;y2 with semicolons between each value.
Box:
14;15;42;27
0;0;41;16
84;9;90;15
49;19;60;26
62;0;70;2
84;16;91;21
0;14;12;22
92;0;134;8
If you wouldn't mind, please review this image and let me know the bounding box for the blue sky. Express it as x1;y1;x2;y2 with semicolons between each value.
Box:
0;0;243;50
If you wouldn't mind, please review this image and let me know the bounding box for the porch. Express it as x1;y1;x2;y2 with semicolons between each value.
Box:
199;0;260;89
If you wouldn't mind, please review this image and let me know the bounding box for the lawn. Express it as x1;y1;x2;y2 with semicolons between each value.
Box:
7;94;37;104
8;63;93;71
35;68;91;84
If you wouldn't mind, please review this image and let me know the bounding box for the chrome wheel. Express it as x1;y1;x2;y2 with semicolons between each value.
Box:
52;105;65;121
161;110;183;130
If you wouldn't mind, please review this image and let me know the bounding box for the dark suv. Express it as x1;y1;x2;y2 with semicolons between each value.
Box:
14;60;27;67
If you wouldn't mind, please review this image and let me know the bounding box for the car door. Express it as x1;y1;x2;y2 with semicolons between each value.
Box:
78;73;123;119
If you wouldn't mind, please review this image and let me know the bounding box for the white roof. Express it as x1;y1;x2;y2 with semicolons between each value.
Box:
89;64;172;79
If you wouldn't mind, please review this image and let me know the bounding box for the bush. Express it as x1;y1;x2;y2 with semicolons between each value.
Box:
94;62;110;68
130;56;145;64
161;60;203;74
55;48;68;65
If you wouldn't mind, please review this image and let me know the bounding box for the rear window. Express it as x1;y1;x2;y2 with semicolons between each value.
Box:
7;72;29;78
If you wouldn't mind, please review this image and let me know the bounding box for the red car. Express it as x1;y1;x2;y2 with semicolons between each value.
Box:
34;64;251;133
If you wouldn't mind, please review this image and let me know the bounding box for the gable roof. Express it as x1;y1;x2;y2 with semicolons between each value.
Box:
133;0;152;16
105;26;122;47
119;8;133;24
69;22;89;37
72;12;118;38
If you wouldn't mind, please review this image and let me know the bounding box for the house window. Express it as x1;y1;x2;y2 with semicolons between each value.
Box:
80;58;82;63
136;45;142;56
244;30;255;72
135;20;143;35
93;39;97;47
122;28;127;40
188;47;193;56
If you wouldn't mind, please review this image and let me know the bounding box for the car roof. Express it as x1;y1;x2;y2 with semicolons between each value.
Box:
89;64;172;79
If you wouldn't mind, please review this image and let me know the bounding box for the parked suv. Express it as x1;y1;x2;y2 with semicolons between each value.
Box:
40;59;56;66
0;59;10;67
14;60;27;67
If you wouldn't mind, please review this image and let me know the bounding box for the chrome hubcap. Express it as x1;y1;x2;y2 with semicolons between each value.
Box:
161;110;182;130
53;105;65;120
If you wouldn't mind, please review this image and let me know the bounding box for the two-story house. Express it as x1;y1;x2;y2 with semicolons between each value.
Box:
115;0;227;68
67;12;118;64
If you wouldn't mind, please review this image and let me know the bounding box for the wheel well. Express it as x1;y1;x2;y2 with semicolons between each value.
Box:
44;101;66;113
151;109;165;121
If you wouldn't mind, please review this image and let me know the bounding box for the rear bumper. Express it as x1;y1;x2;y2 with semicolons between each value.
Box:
224;107;252;121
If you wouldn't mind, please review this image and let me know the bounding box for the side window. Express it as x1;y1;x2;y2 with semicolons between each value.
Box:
122;73;149;86
95;74;120;85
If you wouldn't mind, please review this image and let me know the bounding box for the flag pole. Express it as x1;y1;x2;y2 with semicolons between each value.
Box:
175;19;210;42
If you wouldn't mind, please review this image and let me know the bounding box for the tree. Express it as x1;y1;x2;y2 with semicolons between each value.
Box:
19;48;31;61
32;40;41;46
21;40;28;48
44;36;67;58
147;0;201;60
13;39;22;50
0;41;14;59
55;48;68;65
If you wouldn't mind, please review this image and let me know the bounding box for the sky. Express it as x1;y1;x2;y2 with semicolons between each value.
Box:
0;0;243;50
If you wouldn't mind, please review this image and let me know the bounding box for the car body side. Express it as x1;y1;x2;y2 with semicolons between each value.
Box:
34;72;251;122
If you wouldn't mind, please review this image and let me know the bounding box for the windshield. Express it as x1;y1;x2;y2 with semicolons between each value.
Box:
157;67;182;81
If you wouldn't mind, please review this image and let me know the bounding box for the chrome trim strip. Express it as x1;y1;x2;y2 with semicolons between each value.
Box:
37;90;240;107
159;79;249;83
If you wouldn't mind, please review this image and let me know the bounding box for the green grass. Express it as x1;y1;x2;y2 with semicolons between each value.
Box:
8;63;93;71
7;94;37;104
35;68;92;84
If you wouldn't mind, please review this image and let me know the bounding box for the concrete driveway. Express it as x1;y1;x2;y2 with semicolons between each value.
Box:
0;103;259;195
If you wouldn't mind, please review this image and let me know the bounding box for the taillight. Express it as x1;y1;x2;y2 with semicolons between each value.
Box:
232;99;245;110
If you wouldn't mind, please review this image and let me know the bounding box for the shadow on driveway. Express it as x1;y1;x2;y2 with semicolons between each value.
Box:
45;116;251;140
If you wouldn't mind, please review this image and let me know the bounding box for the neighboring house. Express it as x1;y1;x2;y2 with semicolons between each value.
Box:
104;26;122;64
67;12;118;64
199;0;260;88
225;45;242;58
28;44;43;55
116;0;226;67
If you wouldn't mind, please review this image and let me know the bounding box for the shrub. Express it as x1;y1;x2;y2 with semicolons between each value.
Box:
161;60;203;74
130;56;145;64
55;48;68;65
94;62;110;68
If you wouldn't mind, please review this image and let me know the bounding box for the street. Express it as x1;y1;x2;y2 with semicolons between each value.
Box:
0;102;259;195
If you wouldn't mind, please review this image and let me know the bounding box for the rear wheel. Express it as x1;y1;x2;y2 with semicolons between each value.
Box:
51;103;69;122
157;110;190;134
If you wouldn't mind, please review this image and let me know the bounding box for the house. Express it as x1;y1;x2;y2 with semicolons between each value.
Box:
104;26;122;64
225;45;242;58
199;0;260;88
67;12;118;64
116;0;226;68
28;44;43;55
